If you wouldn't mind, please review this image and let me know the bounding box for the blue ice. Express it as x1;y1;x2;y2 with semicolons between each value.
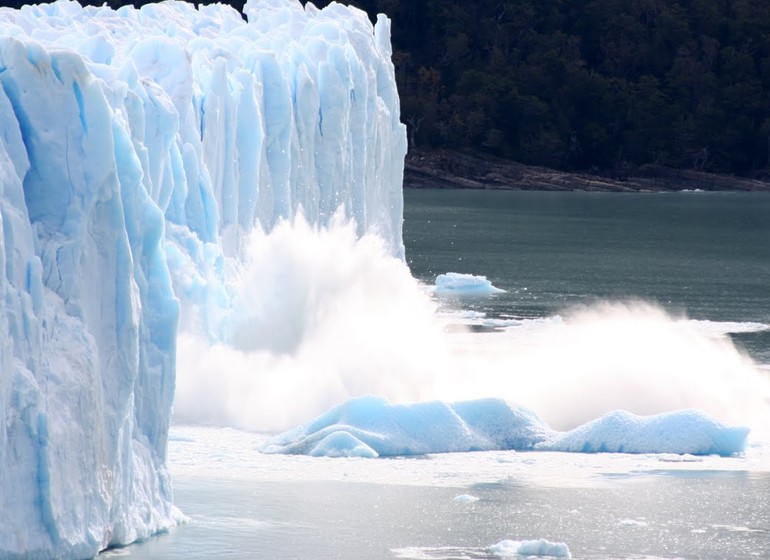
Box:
263;396;749;458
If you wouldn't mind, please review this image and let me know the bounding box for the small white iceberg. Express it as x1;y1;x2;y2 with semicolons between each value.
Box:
433;272;505;295
453;494;480;503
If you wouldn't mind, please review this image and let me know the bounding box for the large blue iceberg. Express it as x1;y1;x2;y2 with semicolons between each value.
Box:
262;396;750;458
0;0;406;557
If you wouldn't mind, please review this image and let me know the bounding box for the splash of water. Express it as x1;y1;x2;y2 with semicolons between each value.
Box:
441;301;770;434
173;216;450;431
174;219;770;437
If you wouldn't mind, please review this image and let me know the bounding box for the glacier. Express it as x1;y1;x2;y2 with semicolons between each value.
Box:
0;0;406;557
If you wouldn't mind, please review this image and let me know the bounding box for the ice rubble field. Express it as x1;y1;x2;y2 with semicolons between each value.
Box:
0;0;766;559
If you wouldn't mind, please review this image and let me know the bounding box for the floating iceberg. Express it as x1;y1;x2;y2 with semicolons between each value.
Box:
392;539;572;559
262;396;551;456
263;396;749;458
453;494;480;503
0;0;406;557
433;272;505;295
539;409;749;455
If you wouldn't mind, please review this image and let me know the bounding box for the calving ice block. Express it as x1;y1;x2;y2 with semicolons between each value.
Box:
262;396;749;458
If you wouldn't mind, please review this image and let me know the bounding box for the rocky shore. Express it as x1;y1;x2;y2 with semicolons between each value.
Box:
404;149;770;193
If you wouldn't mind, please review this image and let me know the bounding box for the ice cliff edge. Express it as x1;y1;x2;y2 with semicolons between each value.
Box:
0;0;406;557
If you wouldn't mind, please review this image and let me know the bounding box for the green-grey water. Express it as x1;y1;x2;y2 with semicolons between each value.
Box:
404;189;770;365
108;469;770;560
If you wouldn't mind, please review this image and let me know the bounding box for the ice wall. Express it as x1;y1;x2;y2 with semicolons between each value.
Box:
0;0;406;557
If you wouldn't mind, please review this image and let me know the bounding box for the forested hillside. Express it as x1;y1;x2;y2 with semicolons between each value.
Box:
315;0;770;176
7;0;770;176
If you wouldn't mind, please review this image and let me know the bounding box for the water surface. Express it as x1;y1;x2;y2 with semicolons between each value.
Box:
404;190;770;363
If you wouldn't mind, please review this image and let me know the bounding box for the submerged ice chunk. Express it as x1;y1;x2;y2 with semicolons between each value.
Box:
393;540;571;559
489;539;571;558
453;494;480;503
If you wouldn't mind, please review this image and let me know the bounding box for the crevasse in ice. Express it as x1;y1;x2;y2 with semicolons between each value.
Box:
0;0;407;557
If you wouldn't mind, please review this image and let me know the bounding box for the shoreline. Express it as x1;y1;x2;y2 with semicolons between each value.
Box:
404;149;770;193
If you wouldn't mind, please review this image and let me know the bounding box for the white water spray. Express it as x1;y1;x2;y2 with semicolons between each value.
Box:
174;216;450;431
174;220;770;437
441;301;770;435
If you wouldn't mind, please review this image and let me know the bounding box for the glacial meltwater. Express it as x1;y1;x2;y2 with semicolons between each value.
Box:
105;190;770;560
404;189;770;366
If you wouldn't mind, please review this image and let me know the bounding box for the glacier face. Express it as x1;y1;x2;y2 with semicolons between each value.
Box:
0;0;406;557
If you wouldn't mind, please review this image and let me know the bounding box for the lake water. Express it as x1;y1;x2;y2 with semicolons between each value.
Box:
404;189;770;365
104;190;770;560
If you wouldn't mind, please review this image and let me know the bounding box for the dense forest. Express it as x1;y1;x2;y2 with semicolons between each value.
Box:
313;0;770;177
7;0;770;177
